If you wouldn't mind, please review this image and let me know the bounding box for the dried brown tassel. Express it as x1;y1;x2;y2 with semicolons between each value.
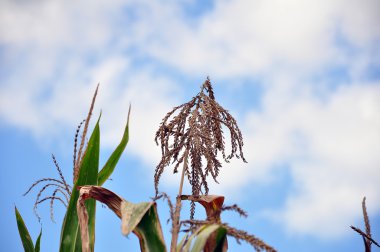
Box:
351;197;380;252
73;119;85;176
362;197;372;244
154;78;246;200
24;155;71;222
181;219;276;252
221;204;248;218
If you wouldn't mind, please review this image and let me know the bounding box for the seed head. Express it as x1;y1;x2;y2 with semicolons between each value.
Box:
154;78;247;217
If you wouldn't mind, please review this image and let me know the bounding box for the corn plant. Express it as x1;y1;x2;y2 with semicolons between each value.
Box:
15;80;276;252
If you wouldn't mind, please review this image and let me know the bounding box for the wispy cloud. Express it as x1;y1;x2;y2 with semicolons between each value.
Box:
241;82;380;238
1;0;379;241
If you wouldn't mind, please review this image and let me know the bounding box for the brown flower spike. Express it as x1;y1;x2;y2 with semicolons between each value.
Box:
154;78;247;218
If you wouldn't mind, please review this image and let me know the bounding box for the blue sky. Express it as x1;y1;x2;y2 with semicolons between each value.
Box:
1;0;380;251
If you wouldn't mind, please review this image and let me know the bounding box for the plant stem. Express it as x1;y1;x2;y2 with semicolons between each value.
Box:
170;150;188;252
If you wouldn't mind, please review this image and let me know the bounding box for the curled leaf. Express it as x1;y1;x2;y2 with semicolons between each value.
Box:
181;195;224;223
77;186;166;252
181;195;227;251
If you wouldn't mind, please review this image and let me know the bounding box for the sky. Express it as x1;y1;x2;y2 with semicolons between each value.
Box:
1;0;379;251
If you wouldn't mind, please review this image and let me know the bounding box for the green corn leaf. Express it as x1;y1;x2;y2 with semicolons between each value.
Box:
179;224;227;252
15;206;35;252
191;224;227;252
34;229;42;252
123;201;166;252
77;186;167;252
98;105;130;186
181;225;209;252
210;226;228;252
59;118;100;252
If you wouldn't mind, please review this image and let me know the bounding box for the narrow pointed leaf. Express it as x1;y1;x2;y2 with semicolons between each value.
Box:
60;119;100;252
15;206;35;252
77;186;166;252
98;106;130;186
34;229;42;252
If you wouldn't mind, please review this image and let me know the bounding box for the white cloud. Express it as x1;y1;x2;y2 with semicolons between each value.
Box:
0;0;379;241
96;69;181;164
278;84;380;238
142;0;379;78
236;82;380;238
0;0;127;49
337;0;380;47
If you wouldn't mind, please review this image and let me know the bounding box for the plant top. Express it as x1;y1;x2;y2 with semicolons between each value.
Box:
154;78;247;217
